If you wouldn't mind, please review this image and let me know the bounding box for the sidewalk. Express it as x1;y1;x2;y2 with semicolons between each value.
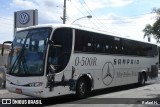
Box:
0;88;9;95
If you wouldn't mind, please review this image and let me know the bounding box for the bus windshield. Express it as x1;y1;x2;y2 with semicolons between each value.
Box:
9;27;52;76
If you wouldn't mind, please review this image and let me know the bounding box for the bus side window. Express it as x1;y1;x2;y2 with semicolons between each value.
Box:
87;42;92;52
95;35;101;53
87;36;94;52
75;30;85;52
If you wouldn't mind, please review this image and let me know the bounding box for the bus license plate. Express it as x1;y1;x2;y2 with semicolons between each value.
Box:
16;88;22;94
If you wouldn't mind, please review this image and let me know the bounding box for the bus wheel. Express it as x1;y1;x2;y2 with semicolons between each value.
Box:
76;78;87;98
138;73;145;86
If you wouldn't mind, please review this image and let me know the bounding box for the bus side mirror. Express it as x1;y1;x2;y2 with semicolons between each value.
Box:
48;40;54;45
48;40;62;48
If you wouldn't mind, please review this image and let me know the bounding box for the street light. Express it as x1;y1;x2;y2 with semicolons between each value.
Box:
71;15;92;24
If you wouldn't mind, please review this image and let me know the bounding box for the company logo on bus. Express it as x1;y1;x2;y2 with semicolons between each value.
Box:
19;12;30;24
102;62;115;86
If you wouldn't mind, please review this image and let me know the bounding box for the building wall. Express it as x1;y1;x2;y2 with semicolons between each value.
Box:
0;50;9;66
0;44;10;67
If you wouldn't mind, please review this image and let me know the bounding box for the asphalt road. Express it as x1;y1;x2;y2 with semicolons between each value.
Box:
0;75;160;107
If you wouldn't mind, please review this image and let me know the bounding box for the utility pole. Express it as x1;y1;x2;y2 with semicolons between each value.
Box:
63;0;66;24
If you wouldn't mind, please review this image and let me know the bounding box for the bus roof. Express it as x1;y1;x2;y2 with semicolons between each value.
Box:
18;23;120;36
17;24;157;45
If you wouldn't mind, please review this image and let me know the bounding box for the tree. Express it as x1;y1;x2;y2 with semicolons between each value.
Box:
143;24;153;42
143;8;160;42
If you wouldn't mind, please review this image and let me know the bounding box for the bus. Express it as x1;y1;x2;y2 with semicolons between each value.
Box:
1;24;159;98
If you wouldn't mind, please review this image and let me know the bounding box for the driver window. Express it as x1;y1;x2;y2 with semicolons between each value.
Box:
47;28;72;74
48;47;61;66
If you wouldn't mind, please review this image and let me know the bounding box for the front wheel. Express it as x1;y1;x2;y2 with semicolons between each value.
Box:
76;78;87;98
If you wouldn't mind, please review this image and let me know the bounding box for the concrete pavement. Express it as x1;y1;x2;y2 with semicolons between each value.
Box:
0;88;8;95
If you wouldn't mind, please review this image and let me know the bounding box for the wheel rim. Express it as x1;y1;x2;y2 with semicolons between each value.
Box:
79;82;85;95
141;75;145;85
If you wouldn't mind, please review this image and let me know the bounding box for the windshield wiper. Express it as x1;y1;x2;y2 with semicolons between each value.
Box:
10;44;29;76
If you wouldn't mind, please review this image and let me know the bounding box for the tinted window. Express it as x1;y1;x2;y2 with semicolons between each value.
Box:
48;28;72;73
74;29;158;57
74;29;114;54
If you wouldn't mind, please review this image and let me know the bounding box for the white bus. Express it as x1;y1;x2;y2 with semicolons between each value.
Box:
1;24;159;98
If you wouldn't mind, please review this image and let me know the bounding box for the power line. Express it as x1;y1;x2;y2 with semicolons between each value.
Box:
71;1;100;29
77;0;101;28
78;21;133;25
81;0;108;28
70;2;85;17
78;0;91;16
79;0;115;33
96;13;153;21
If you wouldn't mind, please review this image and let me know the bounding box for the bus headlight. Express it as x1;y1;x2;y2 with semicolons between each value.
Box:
29;82;43;87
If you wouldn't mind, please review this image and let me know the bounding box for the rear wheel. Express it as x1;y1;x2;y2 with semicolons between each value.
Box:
76;78;87;98
138;73;146;86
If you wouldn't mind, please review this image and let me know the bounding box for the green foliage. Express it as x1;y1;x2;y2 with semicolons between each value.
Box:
143;8;160;43
152;19;160;42
143;24;153;38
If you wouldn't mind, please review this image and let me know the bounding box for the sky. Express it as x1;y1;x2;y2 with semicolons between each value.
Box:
0;0;160;44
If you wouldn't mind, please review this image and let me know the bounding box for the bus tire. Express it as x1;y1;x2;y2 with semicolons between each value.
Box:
138;72;146;86
76;78;87;98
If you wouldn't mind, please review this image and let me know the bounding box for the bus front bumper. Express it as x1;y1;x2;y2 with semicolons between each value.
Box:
6;81;45;98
